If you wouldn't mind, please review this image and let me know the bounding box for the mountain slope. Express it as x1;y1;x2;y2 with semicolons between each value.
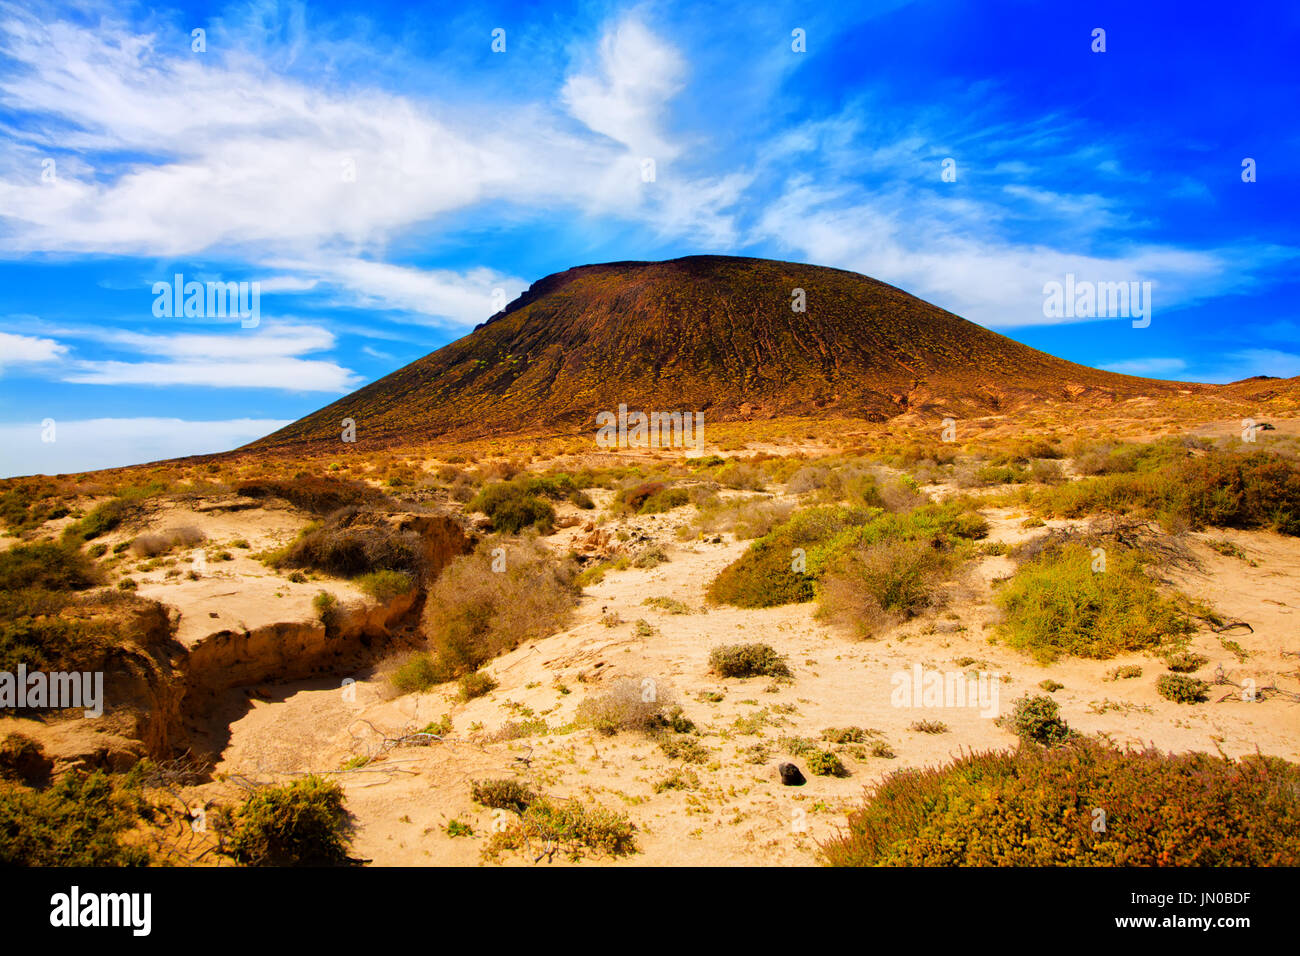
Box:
253;255;1202;451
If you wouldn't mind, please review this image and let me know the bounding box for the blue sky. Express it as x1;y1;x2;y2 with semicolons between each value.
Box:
1;0;1297;476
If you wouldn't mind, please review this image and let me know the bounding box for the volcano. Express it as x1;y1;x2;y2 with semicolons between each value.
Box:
252;255;1202;451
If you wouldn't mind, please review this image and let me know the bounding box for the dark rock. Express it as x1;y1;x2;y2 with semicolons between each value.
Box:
778;762;806;786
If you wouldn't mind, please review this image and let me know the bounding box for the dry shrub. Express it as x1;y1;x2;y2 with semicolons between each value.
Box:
574;677;678;734
421;538;580;677
236;477;389;515
275;509;421;577
129;525;206;557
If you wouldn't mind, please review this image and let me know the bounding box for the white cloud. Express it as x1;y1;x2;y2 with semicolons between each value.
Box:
0;330;65;367
0;9;733;267
0;417;290;478
561;16;686;159
272;258;529;328
61;322;362;391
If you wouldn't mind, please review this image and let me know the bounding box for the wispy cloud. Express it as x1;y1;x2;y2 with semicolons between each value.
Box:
61;322;361;391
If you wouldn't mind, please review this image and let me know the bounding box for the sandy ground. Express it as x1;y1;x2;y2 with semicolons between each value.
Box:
198;492;1300;867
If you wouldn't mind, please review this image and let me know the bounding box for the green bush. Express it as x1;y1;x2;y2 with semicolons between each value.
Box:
995;544;1193;662
708;502;985;609
1157;673;1209;704
389;652;448;694
458;670;498;700
708;643;791;679
805;749;849;777
62;498;131;541
0;771;151;866
0;542;100;592
470;481;556;534
484;797;636;861
1008;694;1073;746
1027;448;1300;535
471;778;536;813
823;740;1300;866
354;569;414;602
228;776;352;866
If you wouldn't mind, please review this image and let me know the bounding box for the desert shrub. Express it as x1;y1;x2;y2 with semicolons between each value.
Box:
228;776;352;866
237;477;387;515
0;542;100;592
0;734;52;785
1027;448;1300;535
574;677;677;735
686;488;789;536
708;501;985;609
1164;650;1209;673
421;539;579;678
312;591;340;630
0;771;151;866
995;544;1193;662
909;720;949;734
62;498;132;541
706;506;870;607
823;740;1300;866
483;797;636;861
658;735;710;763
805;749;850;777
1008;694;1073;746
389;652;447;694
129;526;205;557
470;481;556;534
822;727;871;744
632;545;668;568
275;513;421;578
0;590;143;674
708;643;791;679
354;569;414;602
815;538;959;638
457;670;498;700
641;596;691;614
1157;673;1209;704
471;778;536;813
567;489;595;509
1104;664;1143;681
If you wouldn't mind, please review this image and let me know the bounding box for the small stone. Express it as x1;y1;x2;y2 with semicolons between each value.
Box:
778;762;805;786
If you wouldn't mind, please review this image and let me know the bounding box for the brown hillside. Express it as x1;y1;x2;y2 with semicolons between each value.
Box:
253;255;1207;451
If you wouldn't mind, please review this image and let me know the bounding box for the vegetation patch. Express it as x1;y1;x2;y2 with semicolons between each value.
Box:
227;776;352;867
1157;673;1209;704
994;543;1194;662
418;539;580;680
708;643;791;679
823;740;1300;866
